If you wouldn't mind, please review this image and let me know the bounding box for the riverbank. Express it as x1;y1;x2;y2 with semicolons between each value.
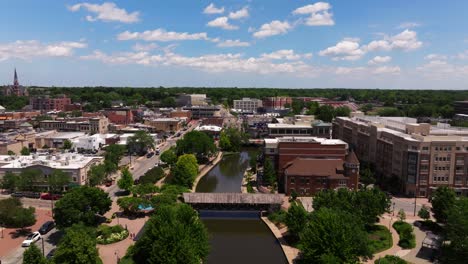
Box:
261;216;300;264
191;151;224;192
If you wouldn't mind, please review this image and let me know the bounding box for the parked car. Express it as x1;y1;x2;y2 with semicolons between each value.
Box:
22;232;41;247
40;193;62;200
23;192;41;199
46;248;56;260
38;221;55;235
155;148;160;155
146;152;155;158
11;192;24;198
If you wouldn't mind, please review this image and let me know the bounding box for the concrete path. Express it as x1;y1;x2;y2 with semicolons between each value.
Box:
364;214;403;263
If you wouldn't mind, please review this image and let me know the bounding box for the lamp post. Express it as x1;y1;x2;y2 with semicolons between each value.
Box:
41;237;45;257
392;202;396;216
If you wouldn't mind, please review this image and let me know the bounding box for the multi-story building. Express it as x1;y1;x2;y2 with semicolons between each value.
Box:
144;118;184;132
35;132;86;149
264;136;359;195
103;107;134;125
333;116;468;197
262;97;292;111
169;109;192;120
454;101;468;115
266;116;331;138
177;94;207;106
183;105;220;119
0;153;103;189
30;95;72;111
39;116;109;134
233;98;263;113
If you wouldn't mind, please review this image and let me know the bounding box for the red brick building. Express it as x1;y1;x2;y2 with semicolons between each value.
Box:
103;108;134;125
264;136;359;195
262;97;292;110
30;95;72;111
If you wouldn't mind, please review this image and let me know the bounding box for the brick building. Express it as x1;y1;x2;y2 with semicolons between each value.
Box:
262;97;292;111
30;95;72;111
103;107;134;125
333;116;468;197
144;118;184;132
264;136;359;195
39;116;109;134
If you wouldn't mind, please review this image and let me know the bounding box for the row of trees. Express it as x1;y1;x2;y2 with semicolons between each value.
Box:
219;127;246;152
87;144;126;186
283;188;390;263
1;169;69;193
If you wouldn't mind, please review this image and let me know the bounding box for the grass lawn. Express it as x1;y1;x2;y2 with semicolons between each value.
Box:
367;225;393;254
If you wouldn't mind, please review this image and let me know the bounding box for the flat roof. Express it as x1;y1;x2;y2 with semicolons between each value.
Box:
0;153;102;170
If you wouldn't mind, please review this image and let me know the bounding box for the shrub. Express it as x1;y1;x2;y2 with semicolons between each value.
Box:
268;210;287;225
393;221;416;249
96;224;129;244
377;255;407;264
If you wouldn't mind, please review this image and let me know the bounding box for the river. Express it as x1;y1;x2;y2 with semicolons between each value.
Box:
196;150;287;264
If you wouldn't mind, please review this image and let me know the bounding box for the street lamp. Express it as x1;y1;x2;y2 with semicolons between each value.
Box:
41;237;45;256
392;202;396;216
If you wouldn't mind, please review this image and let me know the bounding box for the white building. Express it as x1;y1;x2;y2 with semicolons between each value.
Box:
233;98;263;113
0;153;103;188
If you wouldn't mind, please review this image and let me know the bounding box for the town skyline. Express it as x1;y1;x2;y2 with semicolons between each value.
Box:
1;1;468;89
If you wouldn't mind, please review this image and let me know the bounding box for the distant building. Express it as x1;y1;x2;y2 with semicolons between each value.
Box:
262;97;292;111
333;115;468;197
195;125;222;138
30;95;72;111
103;107;134;125
144;118;184;132
233;98;263;113
183;105;220;119
39;116;109;134
0;105;5;113
177;94;207;106
3;69;28;96
0;153;103;189
264;136;359;195
454;101;468;115
267;116;331;138
169;109;192;120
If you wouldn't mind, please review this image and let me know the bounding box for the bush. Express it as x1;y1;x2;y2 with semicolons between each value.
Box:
393;221;416;249
268;210;287;225
377;255;407;264
96;224;129;244
139;167;165;184
367;225;393;254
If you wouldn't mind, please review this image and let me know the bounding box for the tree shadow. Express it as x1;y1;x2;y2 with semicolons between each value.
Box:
9;228;32;239
45;230;64;246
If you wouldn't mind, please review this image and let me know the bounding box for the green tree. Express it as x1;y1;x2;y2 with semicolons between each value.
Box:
397;209;406;222
175;131;216;163
291;99;305;115
0;198;36;228
299;208;371;264
104;144;126;166
53;224;102;264
87;164;106;187
219;131;232;151
139;166;165;184
431;186;456;223
62;139;73;150
20;146;30;156
127;131;155;156
305;101;319;115
316;105;335;122
171;154;198;188
53;186;112;229
334;106;351;117
18;169;42;192
7;150;16;156
377;107;403;117
1;172;19;191
249;152;258;173
23;244;47;264
360;103;374;114
160;147;178;166
161;97;176;107
360;166;376;186
48;169;70;194
441;197;468;263
418;205;430;221
285;202;309;240
118;168;134;192
263;158;277;186
220;127;244;152
117;196;146;215
131;204;209;264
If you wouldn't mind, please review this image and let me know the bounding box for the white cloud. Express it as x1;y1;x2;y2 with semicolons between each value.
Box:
319;39;365;61
368;56;392;65
229;7;249;20
117;28;210;42
203;3;224;14
253;20;291;38
292;2;334;26
456;50;468;60
207;17;238;30
417;60;468;79
81;50;163;65
217;39;250;47
373;66;401;75
261;49;312;60
397;22;421;29
68;2;140;23
424;54;447;60
0;40;87;61
366;29;422;52
132;43;158;51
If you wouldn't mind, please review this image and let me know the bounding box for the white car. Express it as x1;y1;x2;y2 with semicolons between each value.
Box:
22;231;41;247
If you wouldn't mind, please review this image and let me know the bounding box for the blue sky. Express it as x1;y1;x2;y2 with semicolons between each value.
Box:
0;0;467;89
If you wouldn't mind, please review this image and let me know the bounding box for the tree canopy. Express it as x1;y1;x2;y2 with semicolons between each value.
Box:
53;224;102;264
431;186;456;223
23;244;47;264
263;157;277;186
441;197;468;263
175;131;216;163
171;154;198;188
127;131;155;156
218;127;245;152
53;186;112;229
130;204;209;264
285;202;309;240
0;197;36;228
160;147;178;166
117;167;134;192
48;169;70;194
20;146;30;156
299;208;371;264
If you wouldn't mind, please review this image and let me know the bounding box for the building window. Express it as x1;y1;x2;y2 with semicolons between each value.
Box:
338;180;347;186
73;177;77;182
290;177;295;184
422;146;429;151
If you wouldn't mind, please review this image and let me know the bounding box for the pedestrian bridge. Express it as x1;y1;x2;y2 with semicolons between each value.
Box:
183;193;285;211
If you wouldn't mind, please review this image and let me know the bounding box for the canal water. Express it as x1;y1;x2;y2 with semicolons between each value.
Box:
196;150;287;264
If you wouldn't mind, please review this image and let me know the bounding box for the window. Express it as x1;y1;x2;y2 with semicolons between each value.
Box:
422;146;429;151
290;177;295;184
73;177;77;182
456;147;461;151
338;180;347;186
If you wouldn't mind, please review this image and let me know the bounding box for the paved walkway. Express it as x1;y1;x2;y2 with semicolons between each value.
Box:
191;151;223;192
365;214;403;263
261;217;299;264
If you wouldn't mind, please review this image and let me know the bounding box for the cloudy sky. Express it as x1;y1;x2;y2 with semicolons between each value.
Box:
1;0;467;89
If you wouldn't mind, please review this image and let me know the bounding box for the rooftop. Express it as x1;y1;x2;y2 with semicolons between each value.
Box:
284;158;346;179
0;153;102;170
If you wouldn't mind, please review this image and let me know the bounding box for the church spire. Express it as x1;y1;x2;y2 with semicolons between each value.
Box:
14;68;19;86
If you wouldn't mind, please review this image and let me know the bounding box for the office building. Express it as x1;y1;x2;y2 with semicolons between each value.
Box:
233;98;263;113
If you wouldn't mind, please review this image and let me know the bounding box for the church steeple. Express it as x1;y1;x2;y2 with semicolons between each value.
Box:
14;68;19;86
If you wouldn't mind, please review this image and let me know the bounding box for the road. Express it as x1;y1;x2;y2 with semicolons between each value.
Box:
390;196;431;217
